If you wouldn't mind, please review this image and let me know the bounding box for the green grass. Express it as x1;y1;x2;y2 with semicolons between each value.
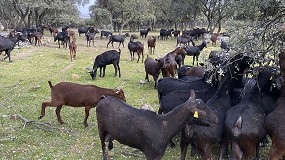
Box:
0;30;270;159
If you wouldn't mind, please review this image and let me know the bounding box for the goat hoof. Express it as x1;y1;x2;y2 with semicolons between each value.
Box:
84;123;88;127
38;115;43;120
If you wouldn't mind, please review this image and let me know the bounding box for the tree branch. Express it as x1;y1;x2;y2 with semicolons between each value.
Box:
9;114;76;135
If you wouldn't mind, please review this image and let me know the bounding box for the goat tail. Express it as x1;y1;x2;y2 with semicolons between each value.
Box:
118;48;121;54
48;81;53;88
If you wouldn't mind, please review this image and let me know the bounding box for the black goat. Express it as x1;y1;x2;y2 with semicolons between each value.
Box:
180;77;232;160
191;28;208;40
222;67;280;160
162;54;252;115
128;36;144;63
159;87;218;115
159;54;252;150
107;33;129;48
89;49;121;80
140;27;151;38
157;77;212;102
158;52;234;99
184;41;207;65
0;33;26;62
172;30;181;38
78;26;90;36
54;31;69;48
177;34;195;46
179;53;253;160
177;65;193;79
220;40;230;52
16;28;36;44
100;31;112;39
96;90;218;160
86;29;99;47
160;29;174;40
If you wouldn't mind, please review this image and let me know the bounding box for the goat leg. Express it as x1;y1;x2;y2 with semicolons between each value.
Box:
98;128;108;160
38;102;48;120
70;50;73;61
83;107;91;127
117;64;121;77
137;53;140;63
99;67;103;77
113;64;117;77
145;73;149;82
180;130;189;160
55;106;64;124
102;66;106;77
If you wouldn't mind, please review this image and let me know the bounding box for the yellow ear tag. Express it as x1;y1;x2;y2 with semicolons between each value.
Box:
194;111;199;118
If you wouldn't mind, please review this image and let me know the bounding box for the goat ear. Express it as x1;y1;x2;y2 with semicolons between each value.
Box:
234;116;242;129
189;89;196;101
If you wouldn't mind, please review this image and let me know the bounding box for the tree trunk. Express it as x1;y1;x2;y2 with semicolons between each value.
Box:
119;15;134;34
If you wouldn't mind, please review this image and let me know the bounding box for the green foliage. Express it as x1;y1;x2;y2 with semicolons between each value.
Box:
89;7;112;27
0;0;86;28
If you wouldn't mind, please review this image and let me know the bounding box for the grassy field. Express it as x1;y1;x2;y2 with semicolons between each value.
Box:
0;30;270;159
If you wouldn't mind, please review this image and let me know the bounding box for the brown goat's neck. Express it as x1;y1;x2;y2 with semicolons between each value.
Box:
168;48;182;58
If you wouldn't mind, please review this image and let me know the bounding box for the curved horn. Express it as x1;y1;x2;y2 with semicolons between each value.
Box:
189;89;196;101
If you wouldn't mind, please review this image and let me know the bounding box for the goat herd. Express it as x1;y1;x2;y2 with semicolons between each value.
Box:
1;25;285;160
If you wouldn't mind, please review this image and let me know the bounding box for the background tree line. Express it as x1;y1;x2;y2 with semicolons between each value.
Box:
0;0;285;61
0;0;89;29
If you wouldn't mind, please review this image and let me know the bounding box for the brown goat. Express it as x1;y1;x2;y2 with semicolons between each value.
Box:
48;26;58;36
144;55;166;89
147;36;156;54
38;81;126;127
34;32;43;46
161;47;186;77
210;33;220;47
68;30;76;40
69;37;77;61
